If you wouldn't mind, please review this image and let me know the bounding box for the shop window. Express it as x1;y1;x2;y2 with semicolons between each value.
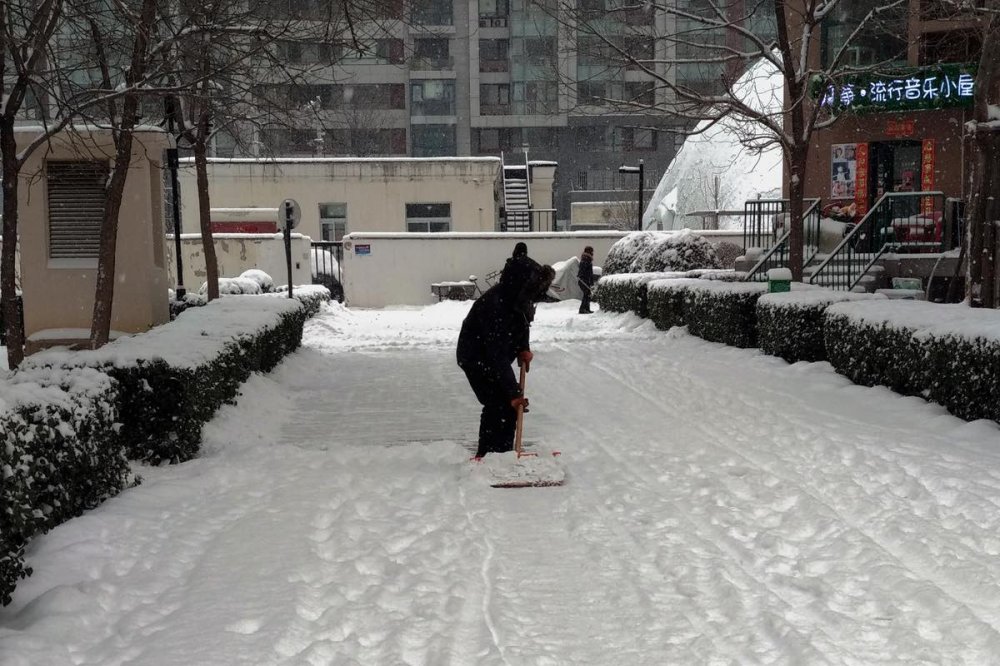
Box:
405;203;452;232
319;203;348;241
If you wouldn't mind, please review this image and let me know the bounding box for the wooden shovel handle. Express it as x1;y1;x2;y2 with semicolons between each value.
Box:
514;364;526;455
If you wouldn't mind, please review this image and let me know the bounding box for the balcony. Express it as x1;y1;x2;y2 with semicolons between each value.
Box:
411;99;456;116
479;14;509;27
479;59;509;73
409;55;454;71
480;104;512;115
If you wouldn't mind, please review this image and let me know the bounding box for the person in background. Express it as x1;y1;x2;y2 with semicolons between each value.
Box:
457;256;555;458
577;246;595;314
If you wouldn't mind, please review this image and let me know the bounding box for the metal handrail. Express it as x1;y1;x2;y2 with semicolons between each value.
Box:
808;191;945;287
744;198;821;281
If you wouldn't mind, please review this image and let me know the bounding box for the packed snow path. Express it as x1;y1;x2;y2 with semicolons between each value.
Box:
4;301;1000;665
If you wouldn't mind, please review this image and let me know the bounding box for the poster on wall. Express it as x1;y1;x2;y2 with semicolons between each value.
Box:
921;139;935;214
831;144;857;199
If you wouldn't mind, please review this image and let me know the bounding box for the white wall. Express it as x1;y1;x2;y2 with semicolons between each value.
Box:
166;233;312;292
341;232;625;307
342;230;748;307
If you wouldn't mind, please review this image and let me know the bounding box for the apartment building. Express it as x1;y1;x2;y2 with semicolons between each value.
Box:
244;0;720;221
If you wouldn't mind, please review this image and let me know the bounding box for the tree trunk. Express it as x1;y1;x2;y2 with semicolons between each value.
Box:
965;1;1000;307
786;146;807;282
89;126;137;348
194;136;219;301
0;121;24;367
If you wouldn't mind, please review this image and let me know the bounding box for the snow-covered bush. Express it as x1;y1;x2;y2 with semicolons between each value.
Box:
685;281;769;348
1;367;129;606
22;297;308;464
646;279;703;330
594;272;687;316
757;291;885;364
266;285;331;317
604;231;721;275
635;231;722;273
201;276;263;296
239;269;275;293
824;303;926;398
603;232;657;275
825;301;1000;423
712;241;743;269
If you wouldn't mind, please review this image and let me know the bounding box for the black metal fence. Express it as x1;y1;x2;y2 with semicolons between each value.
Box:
501;208;557;232
743;199;787;252
310;240;344;302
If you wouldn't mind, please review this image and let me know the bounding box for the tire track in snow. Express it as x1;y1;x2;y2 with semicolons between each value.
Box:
564;338;1000;657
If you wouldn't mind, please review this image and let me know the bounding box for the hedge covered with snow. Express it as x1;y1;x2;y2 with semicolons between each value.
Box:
23;296;308;465
825;301;1000;423
1;295;315;604
646;278;702;330
603;230;721;275
0;368;130;605
593;271;687;316
757;291;885;364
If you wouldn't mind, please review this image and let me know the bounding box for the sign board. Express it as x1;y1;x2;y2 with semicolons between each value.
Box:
816;64;976;114
279;198;301;231
354;244;372;256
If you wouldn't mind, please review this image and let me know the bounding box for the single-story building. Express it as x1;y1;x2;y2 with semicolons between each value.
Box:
177;157;505;242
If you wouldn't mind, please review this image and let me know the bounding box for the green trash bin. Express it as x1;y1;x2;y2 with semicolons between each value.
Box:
767;268;792;293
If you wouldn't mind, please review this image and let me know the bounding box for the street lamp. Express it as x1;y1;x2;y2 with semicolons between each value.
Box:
164;96;185;298
619;159;644;231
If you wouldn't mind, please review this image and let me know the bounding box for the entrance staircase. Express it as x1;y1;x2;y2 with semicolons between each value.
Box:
502;165;531;232
745;191;948;291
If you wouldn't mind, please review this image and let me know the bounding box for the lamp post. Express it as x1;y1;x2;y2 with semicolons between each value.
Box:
619;160;644;231
165;96;185;298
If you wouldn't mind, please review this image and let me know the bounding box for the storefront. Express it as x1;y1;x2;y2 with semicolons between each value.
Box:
804;65;976;220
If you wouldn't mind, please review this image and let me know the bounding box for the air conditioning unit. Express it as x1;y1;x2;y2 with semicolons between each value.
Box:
492;17;507;27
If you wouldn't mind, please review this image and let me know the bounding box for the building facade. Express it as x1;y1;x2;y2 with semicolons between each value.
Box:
232;0;743;221
798;0;992;219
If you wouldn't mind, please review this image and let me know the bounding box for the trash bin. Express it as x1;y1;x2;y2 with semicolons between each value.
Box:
767;268;792;293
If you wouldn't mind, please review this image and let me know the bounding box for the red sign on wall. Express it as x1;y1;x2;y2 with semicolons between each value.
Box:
886;119;916;138
854;143;870;216
921;139;935;213
211;221;278;234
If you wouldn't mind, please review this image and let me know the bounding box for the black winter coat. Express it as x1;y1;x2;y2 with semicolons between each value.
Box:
577;254;594;287
456;257;541;401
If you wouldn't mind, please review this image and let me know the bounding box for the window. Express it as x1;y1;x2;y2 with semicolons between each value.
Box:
413;38;451;68
612;126;656;151
524;36;556;62
479;39;509;72
624;81;655;106
576;126;607;151
412;125;456;156
410;81;455;115
480;83;511;114
821;0;907;69
338;38;403;64
518;81;558;114
319;203;348;241
412;0;453;25
920;30;982;65
261;128;318;155
47;161;108;260
405;203;451;232
578;81;605;105
475;128;516;153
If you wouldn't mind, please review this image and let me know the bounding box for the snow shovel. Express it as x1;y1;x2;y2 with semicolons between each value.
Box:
487;363;566;488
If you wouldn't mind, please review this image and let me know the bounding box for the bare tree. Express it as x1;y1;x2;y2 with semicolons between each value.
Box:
958;0;1000;307
552;0;909;280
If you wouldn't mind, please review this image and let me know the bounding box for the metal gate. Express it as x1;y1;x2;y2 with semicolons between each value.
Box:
310;241;344;302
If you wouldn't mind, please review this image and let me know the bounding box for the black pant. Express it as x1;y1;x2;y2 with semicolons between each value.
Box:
461;361;517;457
579;279;592;312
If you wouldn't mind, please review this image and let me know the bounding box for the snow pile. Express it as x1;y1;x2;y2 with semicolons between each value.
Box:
604;231;721;275
239;269;275;293
644;56;783;230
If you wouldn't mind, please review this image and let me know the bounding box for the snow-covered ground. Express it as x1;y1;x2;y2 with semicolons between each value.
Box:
4;300;1000;664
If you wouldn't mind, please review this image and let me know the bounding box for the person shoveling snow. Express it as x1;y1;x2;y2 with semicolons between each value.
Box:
456;252;565;487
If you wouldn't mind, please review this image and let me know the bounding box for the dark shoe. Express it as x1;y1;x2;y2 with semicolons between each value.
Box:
579;309;593;314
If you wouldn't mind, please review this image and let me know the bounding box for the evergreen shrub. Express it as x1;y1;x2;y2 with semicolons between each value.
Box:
757;291;884;364
0;368;128;606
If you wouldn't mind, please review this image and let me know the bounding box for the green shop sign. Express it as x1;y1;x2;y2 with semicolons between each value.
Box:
813;64;976;113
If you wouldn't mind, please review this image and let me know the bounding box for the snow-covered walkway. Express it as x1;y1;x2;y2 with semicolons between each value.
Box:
4;301;1000;665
